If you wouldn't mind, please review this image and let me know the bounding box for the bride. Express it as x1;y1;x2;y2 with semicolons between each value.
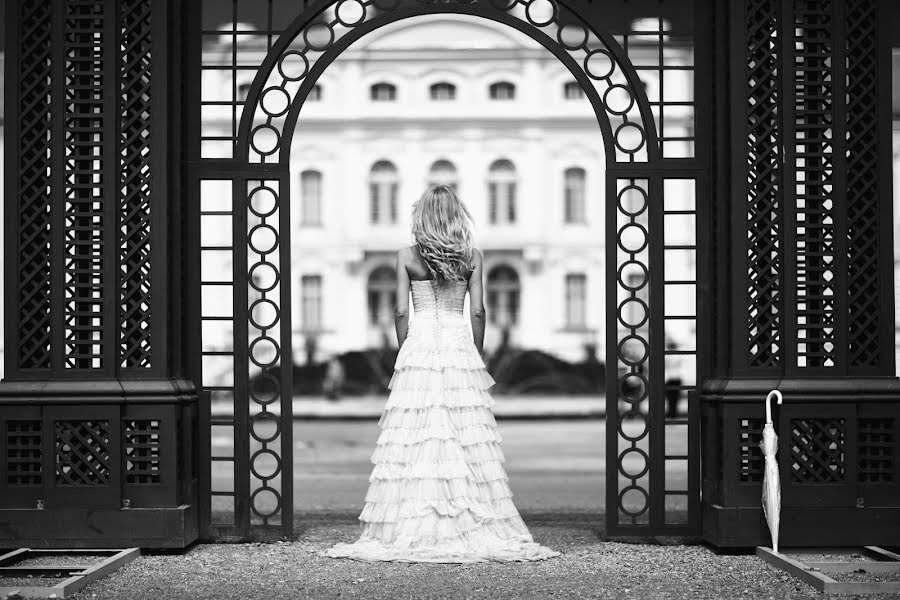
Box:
326;185;560;563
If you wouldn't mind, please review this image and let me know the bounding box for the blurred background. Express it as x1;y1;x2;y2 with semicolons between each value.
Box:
195;13;696;413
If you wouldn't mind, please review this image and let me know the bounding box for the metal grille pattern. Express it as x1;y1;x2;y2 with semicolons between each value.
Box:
744;0;781;368
738;418;764;483
63;0;106;369
858;418;893;484
660;178;698;524
16;0;54;371
9;0;160;376
199;3;289;158
620;18;695;158
119;0;154;368
55;420;112;486
198;179;239;529
790;418;846;484
6;421;43;486
246;180;287;527
845;0;881;368
613;178;651;525
792;1;836;368
124;420;161;484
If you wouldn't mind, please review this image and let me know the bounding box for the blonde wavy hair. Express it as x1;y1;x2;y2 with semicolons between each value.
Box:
411;185;475;281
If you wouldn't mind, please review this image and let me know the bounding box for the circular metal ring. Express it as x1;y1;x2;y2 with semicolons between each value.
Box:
249;298;281;331
248;223;280;256
249;336;281;369
250;448;283;480
250;486;282;519
250;410;282;443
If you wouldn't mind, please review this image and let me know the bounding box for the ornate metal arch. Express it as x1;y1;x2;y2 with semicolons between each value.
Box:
197;0;699;539
236;0;661;166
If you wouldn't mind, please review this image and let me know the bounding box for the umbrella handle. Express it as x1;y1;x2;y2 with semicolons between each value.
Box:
765;389;783;424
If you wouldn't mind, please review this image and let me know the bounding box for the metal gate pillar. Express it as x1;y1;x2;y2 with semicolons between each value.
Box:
700;0;900;547
1;0;198;547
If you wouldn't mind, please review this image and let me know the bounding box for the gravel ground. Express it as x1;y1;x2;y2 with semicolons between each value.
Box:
52;512;900;600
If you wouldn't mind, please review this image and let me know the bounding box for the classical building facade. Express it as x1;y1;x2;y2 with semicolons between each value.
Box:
198;15;695;370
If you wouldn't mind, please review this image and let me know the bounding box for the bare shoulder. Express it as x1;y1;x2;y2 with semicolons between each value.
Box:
471;248;483;267
397;245;415;265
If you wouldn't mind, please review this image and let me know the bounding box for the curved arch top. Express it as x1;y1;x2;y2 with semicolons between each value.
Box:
235;0;660;167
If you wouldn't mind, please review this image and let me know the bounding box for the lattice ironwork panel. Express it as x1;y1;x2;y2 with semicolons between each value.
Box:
738;418;764;483
119;0;154;369
845;0;881;368
246;179;286;527
790;418;846;483
744;0;782;368
613;178;652;526
791;0;836;368
16;0;54;370
619;18;695;158
63;0;106;369
198;179;239;528
124;419;161;484
6;421;43;486
661;178;697;525
858;418;894;484
55;420;112;486
199;4;288;159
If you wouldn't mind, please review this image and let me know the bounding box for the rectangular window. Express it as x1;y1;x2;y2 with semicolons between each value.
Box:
565;274;587;328
389;183;398;223
564;81;585;100
486;291;498;324
301;275;323;331
564;170;586;224
370;183;398;224
488;182;516;224
488;183;498;224
369;183;379;224
301;171;322;226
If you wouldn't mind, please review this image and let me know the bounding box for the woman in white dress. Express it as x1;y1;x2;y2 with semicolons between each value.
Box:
326;185;560;563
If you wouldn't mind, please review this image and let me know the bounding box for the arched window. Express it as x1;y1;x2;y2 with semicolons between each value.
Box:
307;84;322;101
427;160;458;191
369;161;398;225
564;167;586;224
370;82;396;102
488;159;517;224
367;266;397;327
300;170;322;226
486;265;520;327
489;81;516;100
564;80;585;100
430;82;456;101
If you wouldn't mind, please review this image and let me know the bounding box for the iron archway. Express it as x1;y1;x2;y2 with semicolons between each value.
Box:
195;0;703;539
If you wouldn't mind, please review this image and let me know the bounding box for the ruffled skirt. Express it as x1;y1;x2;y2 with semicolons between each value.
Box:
325;319;560;563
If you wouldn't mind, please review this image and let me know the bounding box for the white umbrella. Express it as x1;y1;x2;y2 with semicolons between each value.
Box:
761;389;783;553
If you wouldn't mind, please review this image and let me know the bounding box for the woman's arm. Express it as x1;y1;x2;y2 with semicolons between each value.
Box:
467;249;486;354
394;248;411;349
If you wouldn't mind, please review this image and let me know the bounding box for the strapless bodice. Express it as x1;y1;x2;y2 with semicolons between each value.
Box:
410;279;467;319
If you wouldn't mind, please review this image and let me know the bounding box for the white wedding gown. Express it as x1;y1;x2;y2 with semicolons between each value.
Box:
326;279;560;563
